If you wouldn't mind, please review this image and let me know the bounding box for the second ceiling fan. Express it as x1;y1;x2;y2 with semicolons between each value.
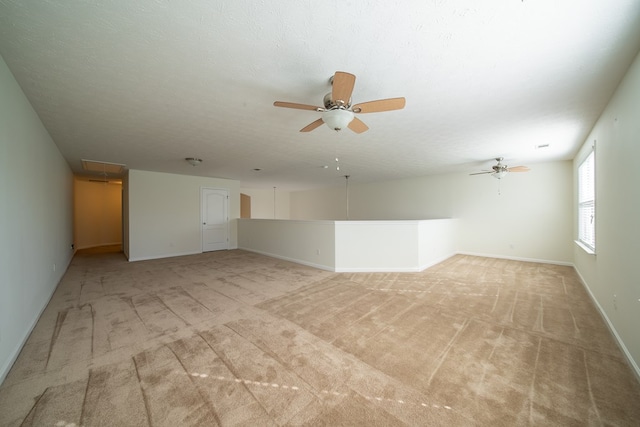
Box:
274;71;405;133
470;157;530;179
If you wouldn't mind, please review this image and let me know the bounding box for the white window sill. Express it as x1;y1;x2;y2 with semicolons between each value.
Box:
574;240;596;255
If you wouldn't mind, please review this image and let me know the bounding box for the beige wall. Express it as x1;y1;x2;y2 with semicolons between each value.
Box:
453;160;573;264
290;160;573;265
239;187;290;219
74;178;122;250
0;54;74;383
573;51;640;376
289;173;455;221
289;186;347;220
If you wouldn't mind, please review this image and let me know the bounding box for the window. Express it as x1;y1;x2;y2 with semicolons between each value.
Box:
578;147;595;252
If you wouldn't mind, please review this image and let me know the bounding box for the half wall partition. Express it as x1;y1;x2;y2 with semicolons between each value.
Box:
238;219;457;272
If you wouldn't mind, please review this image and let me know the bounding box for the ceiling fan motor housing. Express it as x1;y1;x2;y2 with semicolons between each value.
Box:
323;93;351;110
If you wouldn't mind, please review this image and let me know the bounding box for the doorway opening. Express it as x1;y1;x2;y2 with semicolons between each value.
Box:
73;176;123;253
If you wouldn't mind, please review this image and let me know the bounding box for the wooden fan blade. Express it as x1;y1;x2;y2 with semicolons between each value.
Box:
348;117;369;134
300;118;324;132
274;101;321;111
332;71;356;105
507;166;530;172
469;171;493;175
352;97;406;113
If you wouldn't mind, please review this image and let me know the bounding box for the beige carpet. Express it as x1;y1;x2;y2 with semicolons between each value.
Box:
1;249;639;426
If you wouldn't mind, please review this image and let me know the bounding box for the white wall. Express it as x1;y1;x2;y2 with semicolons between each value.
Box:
127;170;240;261
334;221;419;271
74;178;122;249
239;187;290;219
574;51;640;376
334;219;457;272
290;161;573;264
0;54;74;383
418;219;458;270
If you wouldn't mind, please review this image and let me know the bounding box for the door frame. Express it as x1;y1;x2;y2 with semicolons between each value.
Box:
200;187;229;252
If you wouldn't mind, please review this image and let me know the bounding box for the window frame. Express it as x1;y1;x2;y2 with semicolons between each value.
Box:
577;144;596;254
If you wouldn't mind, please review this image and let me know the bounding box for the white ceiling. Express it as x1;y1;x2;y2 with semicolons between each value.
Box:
1;1;639;190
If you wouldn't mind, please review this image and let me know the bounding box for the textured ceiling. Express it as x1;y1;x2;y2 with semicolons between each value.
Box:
1;0;639;190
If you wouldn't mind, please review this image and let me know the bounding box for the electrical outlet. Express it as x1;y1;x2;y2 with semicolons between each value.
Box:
613;294;617;310
53;263;56;272
316;249;320;255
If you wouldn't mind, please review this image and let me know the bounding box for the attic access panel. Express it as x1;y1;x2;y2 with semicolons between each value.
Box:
81;159;126;175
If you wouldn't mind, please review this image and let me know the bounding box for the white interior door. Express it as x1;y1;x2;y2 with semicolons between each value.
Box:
201;188;229;252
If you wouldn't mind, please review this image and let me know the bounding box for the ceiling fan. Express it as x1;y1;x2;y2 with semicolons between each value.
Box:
273;71;405;133
470;157;530;179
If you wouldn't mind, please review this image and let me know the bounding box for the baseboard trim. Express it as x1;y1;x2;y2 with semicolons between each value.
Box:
418;252;457;272
456;251;573;266
572;267;640;384
0;253;73;385
335;266;422;273
76;242;122;250
237;247;335;272
337;252;457;273
128;250;203;262
239;248;458;273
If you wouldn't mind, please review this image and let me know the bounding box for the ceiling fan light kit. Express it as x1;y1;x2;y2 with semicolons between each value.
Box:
322;109;354;131
273;71;405;133
493;170;508;179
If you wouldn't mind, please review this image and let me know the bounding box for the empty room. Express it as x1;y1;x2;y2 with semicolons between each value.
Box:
1;1;640;426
